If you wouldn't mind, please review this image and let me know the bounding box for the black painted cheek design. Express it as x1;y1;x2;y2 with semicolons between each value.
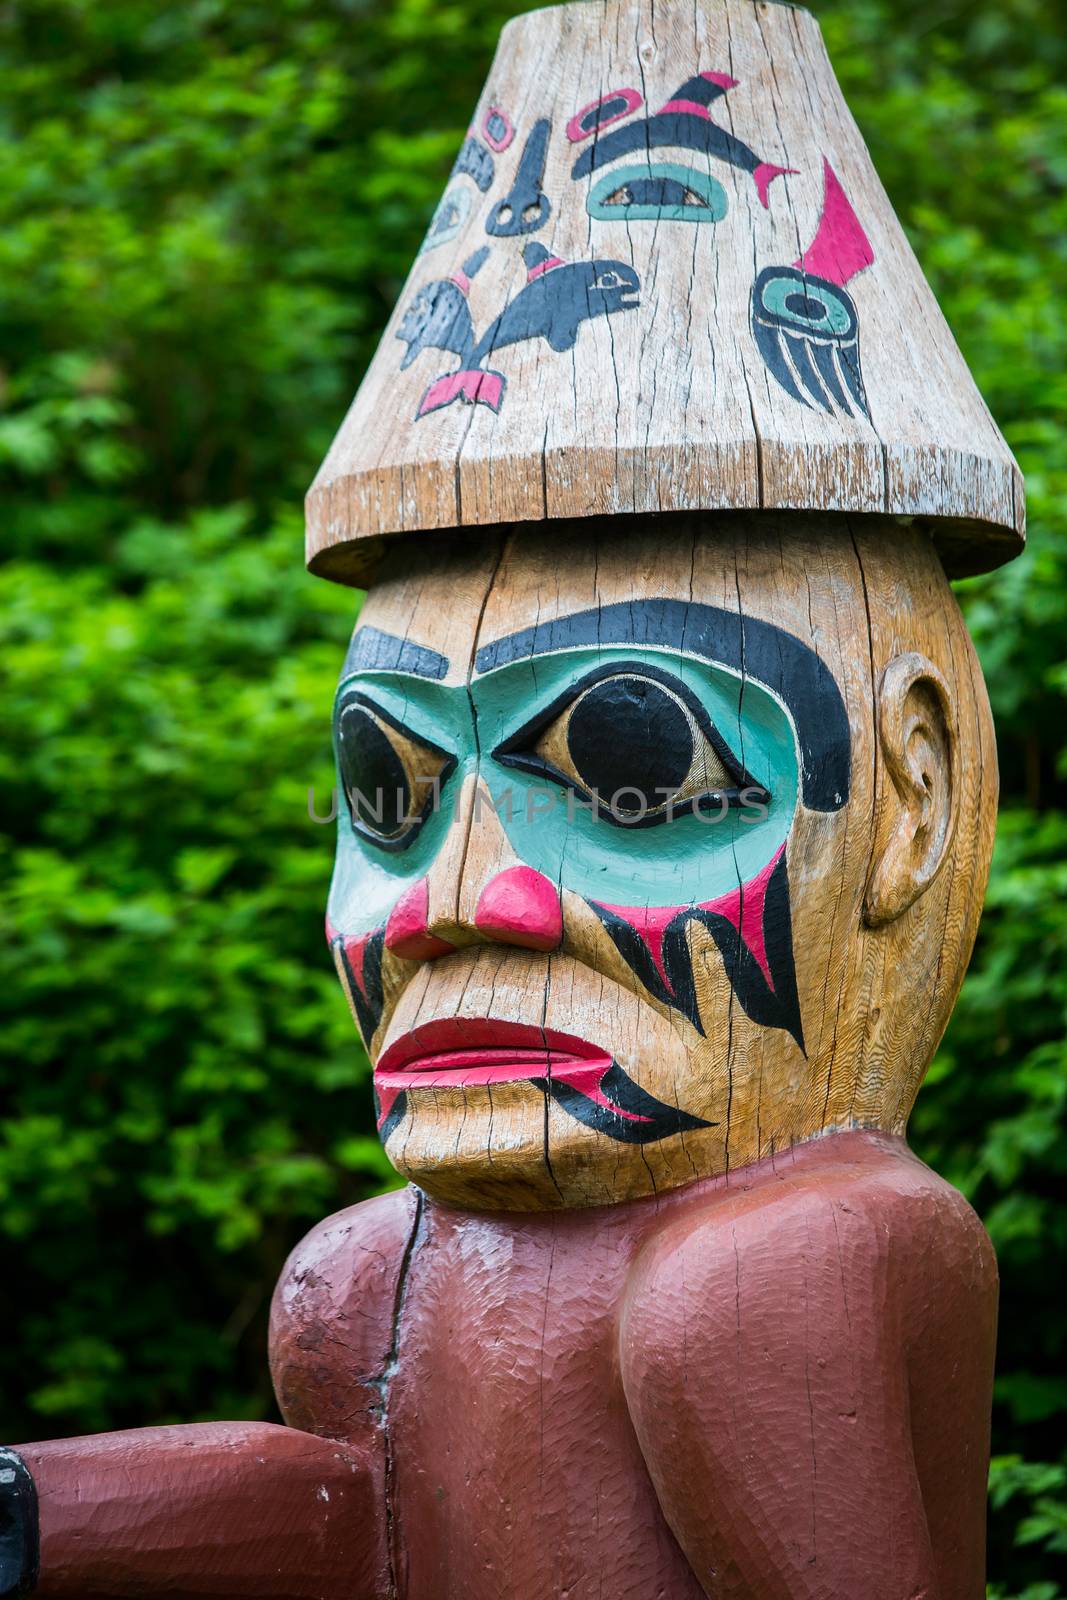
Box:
590;851;806;1054
376;1086;408;1146
532;1062;713;1145
332;930;386;1051
377;1066;712;1150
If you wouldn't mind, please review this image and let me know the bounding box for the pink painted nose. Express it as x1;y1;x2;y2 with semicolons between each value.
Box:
474;866;563;952
384;880;456;961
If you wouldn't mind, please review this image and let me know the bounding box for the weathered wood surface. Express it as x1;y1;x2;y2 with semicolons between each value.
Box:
306;0;1024;586
17;1423;384;1597
269;1130;997;1600
329;515;997;1211
5;4;1017;1590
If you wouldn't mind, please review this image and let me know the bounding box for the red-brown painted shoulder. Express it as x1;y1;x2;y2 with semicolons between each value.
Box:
619;1131;997;1600
269;1185;420;1443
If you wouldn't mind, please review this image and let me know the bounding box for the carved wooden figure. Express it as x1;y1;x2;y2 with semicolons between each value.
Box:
4;3;1023;1598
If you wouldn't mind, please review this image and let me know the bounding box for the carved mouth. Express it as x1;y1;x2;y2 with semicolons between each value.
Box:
373;1015;713;1146
374;1018;611;1093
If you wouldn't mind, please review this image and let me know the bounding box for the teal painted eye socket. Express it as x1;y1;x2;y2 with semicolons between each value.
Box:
328;648;802;936
472;647;800;908
329;671;471;937
334;688;456;854
493;662;768;827
587;162;728;223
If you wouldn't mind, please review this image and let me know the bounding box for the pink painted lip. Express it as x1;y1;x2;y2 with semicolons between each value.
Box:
375;1018;611;1093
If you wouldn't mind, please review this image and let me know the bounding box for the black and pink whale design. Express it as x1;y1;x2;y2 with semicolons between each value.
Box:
569;69;796;209
396;240;640;417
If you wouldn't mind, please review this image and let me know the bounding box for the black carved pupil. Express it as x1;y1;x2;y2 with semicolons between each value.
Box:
338;706;410;834
566;678;693;811
784;291;826;321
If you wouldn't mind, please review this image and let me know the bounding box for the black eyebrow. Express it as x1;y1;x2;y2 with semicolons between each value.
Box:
474;599;850;813
340;625;449;682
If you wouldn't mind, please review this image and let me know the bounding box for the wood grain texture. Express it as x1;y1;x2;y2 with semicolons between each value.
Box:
329;514;998;1211
264;1129;997;1600
16;1423;386;1599
305;0;1024;587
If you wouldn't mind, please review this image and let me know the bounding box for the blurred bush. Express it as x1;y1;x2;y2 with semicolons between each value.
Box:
0;0;1063;1591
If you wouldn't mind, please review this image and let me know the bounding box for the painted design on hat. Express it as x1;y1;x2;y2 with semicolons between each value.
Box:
587;161;728;224
566;87;644;143
397;241;640;418
419;183;473;255
751;158;875;418
480;104;515;153
485;117;552;237
571;70;796;209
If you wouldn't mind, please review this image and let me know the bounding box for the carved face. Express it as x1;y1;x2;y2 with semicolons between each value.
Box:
325;517;995;1209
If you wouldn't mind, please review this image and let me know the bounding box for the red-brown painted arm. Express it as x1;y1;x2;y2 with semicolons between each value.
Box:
14;1421;387;1599
620;1153;994;1600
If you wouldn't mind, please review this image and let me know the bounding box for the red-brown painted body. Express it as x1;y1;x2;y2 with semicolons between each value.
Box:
16;1132;996;1598
18;1423;385;1598
265;1129;997;1600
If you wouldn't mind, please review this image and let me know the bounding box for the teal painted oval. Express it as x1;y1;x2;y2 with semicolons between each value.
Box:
759;272;854;336
587;162;728;224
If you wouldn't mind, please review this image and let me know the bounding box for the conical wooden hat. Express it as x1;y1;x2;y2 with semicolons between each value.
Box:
307;0;1024;586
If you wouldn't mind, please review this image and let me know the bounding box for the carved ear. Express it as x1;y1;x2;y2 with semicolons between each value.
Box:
864;652;957;928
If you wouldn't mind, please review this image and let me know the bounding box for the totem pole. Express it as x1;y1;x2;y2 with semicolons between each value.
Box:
3;2;1024;1597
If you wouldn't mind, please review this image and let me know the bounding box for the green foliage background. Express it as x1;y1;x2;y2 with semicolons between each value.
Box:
0;0;1064;1591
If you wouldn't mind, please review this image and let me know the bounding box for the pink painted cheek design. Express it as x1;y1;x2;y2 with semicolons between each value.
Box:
598;851;777;992
474;865;563;952
588;845;805;1051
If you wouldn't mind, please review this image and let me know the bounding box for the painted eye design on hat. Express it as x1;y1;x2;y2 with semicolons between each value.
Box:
335;693;455;851
493;664;768;827
751;263;866;416
480;105;515;153
587;163;728;224
566;87;644;143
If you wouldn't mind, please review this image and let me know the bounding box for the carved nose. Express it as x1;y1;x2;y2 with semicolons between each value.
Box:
384;879;457;961
473;866;563;952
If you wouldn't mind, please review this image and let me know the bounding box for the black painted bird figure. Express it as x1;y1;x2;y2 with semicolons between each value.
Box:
396;242;641;417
